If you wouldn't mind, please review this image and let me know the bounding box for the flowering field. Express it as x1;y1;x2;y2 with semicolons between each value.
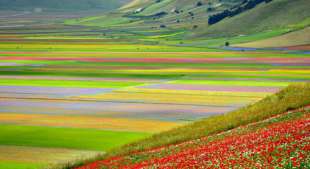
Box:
0;48;309;169
0;31;309;169
77;107;310;169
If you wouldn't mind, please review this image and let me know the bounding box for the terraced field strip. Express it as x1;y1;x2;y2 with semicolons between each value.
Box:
0;75;160;83
0;124;150;151
168;79;291;87
0;97;235;122
0;78;144;89
0;145;100;169
140;83;281;93
76;88;266;106
0;51;308;58
1;56;309;64
1;70;308;82
0;113;181;133
0;160;43;169
0;86;112;99
0;43;207;52
110;68;310;75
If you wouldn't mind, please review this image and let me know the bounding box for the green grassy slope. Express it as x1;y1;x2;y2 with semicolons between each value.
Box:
194;0;310;38
102;83;310;157
120;0;154;12
0;0;130;11
65;0;244;31
236;26;310;48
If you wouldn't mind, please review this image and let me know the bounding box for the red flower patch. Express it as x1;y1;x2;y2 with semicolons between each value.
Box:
77;114;310;169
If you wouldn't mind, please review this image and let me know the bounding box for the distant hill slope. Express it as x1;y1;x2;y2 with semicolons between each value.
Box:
65;0;246;33
66;0;309;38
236;26;310;48
117;0;310;35
194;0;310;38
118;0;246;30
61;0;310;48
0;0;131;11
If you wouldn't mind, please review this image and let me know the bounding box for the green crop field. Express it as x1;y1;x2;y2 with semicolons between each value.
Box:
0;161;43;169
0;79;143;88
0;125;149;151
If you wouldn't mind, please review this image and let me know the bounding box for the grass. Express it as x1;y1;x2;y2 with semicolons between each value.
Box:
238;26;310;48
0;161;43;169
0;78;142;89
99;83;310;157
196;0;310;38
189;29;289;47
65;14;131;27
0;125;150;151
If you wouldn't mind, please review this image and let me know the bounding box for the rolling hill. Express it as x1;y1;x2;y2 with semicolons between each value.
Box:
64;0;310;48
194;0;310;38
0;0;131;11
236;26;310;48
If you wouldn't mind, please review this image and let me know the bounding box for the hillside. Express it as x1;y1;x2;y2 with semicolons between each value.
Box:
0;0;130;11
64;0;310;48
62;83;310;169
67;0;246;30
235;26;310;48
195;0;310;38
78;106;310;168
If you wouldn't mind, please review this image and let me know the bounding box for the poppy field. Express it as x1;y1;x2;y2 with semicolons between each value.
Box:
83;106;309;169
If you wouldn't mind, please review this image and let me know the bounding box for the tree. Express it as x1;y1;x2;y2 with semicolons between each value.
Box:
208;0;273;25
196;1;203;7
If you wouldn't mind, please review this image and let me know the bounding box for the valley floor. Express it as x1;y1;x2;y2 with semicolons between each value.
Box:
0;48;308;168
